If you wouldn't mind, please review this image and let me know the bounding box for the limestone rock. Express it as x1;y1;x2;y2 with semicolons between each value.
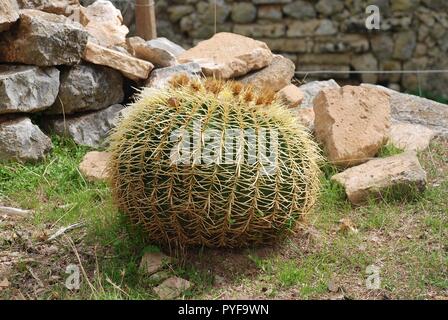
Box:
314;86;391;167
46;63;123;114
127;37;185;68
361;84;448;138
332;152;427;205
239;55;295;92
83;41;154;81
17;0;80;16
154;277;192;300
79;151;110;182
0;9;88;66
277;84;304;108
145;63;202;89
231;2;257;23
178;32;273;79
389;122;436;152
0;117;52;163
292;108;315;131
0;65;59;114
43;104;124;148
0;0;20;32
79;0;129;47
139;252;171;275
298;79;340;109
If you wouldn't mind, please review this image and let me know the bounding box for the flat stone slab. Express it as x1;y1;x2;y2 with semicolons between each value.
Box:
139;251;171;275
178;32;273;79
0;117;52;163
332;152;427;205
0;65;59;114
0;9;88;66
83;41;154;81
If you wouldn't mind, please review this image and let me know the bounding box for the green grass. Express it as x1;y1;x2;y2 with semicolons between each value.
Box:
0;136;447;300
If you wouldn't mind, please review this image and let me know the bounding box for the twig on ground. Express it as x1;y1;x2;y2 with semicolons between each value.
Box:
0;206;33;218
48;222;85;242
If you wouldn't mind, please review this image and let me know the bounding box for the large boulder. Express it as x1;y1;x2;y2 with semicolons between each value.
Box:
79;0;129;47
238;55;295;92
298;79;340;109
127;37;185;68
0;117;52;162
362;84;448;138
178;32;273;79
314;86;391;167
0;65;59;114
0;0;20;32
43;104;124;148
46;63;123;115
388;122;436;152
83;41;154;81
0;9;88;66
332;152;427;205
145;63;202;89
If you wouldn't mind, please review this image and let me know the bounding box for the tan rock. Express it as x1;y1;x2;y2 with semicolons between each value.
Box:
239;55;295;92
154;277;192;300
79;0;128;47
0;0;19;32
83;41;154;81
79;151;110;182
127;36;185;67
178;32;273;79
139;252;171;275
389;122;436;152
332;152;427;205
277;84;304;108
314;86;391;167
292;108;315;131
17;0;80;16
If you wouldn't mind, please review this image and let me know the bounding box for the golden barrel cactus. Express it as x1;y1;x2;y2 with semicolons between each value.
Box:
108;77;321;248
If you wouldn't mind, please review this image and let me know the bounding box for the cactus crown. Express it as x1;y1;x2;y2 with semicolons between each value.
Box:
108;76;321;249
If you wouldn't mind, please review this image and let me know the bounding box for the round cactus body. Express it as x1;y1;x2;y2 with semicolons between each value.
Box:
108;77;321;248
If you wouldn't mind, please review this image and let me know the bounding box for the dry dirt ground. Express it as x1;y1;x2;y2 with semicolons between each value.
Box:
0;137;447;300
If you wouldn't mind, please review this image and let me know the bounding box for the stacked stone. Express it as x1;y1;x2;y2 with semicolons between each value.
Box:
0;0;193;163
148;0;448;99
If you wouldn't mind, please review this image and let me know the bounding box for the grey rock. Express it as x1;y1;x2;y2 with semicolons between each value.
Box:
231;2;257;24
46;64;124;115
0;65;59;114
0;9;88;66
0;117;52;163
393;31;417;60
283;1;315;19
315;0;344;16
145;62;202;89
298;79;341;109
361;84;448;138
44;104;124;148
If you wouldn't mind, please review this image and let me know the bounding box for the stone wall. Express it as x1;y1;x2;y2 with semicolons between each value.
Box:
82;0;448;98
